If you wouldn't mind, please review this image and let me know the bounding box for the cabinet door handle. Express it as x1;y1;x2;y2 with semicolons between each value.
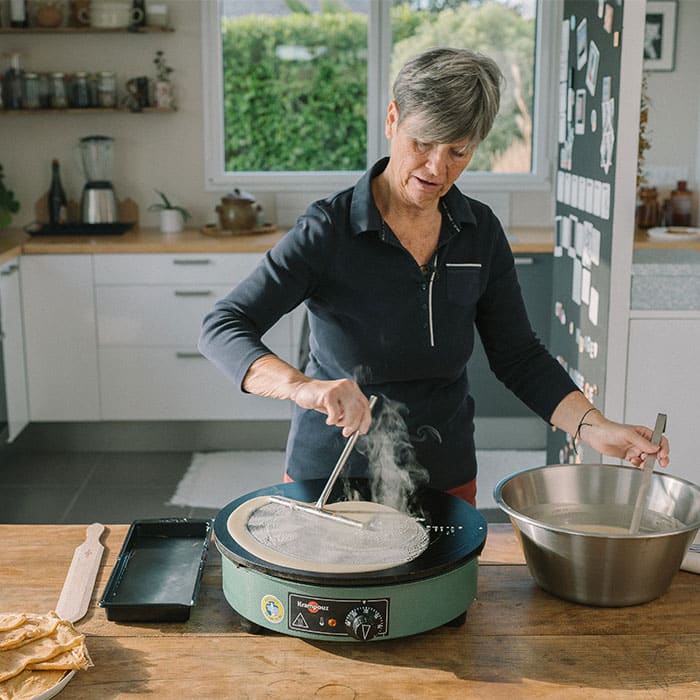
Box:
174;290;213;297
173;258;212;265
0;264;18;276
514;256;535;266
176;351;204;359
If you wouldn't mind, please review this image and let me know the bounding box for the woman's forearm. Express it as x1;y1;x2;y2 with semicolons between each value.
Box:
549;390;603;436
242;353;310;402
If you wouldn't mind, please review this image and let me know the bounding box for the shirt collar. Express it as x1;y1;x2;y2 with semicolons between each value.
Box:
349;157;478;237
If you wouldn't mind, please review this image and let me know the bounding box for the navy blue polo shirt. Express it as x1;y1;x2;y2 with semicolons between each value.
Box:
199;158;577;491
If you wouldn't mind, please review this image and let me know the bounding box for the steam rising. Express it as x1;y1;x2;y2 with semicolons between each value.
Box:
353;396;429;513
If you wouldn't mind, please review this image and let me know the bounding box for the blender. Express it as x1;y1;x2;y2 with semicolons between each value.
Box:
79;135;118;224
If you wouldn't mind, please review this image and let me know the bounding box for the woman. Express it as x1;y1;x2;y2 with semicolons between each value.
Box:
199;47;669;506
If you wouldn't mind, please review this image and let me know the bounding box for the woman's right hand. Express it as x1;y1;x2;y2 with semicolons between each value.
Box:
292;378;373;438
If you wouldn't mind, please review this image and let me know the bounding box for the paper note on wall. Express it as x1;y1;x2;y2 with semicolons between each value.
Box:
588;287;599;325
572;259;582;305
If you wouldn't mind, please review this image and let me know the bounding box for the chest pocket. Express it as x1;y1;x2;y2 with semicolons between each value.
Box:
445;263;482;306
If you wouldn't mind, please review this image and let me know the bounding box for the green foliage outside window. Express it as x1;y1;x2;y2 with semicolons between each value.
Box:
222;12;368;171
221;2;534;173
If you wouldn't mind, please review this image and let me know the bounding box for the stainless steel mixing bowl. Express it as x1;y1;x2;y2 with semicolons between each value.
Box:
494;463;700;606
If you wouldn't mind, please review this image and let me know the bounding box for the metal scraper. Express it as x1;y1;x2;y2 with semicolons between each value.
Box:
629;414;667;534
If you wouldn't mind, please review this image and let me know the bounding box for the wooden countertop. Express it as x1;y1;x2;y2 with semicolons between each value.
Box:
635;227;700;250
2;224;698;266
1;523;697;699
0;225;553;261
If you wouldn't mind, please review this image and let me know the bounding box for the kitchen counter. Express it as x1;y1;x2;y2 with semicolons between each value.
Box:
632;247;700;311
634;227;700;251
4;223;699;265
1;523;697;699
0;225;555;261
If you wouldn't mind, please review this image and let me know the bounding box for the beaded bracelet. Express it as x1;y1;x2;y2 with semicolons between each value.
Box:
575;407;599;443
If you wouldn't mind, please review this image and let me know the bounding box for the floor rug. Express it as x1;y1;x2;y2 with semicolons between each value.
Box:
169;449;546;510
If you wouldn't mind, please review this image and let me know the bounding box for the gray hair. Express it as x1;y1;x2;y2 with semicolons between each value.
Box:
392;47;503;144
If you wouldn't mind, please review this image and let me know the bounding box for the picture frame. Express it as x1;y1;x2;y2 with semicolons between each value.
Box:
643;0;678;71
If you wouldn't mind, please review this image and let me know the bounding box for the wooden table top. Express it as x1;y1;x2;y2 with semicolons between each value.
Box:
1;523;697;699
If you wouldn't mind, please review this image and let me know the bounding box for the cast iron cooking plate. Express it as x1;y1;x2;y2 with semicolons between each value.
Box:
99;518;211;622
214;479;487;586
26;222;133;236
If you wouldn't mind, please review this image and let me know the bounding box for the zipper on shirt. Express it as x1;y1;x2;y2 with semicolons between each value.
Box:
427;252;438;347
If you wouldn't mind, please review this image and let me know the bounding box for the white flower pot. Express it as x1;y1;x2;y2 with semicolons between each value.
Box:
159;209;184;234
154;80;174;109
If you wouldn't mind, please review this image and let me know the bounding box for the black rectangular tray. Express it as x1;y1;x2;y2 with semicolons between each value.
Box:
27;222;134;236
99;518;212;623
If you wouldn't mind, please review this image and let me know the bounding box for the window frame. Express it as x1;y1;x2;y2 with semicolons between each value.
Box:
201;0;558;194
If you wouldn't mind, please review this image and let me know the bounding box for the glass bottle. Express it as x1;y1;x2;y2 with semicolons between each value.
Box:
48;159;68;226
670;180;694;227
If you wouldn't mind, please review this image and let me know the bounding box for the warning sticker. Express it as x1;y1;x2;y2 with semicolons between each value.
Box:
261;594;284;624
292;613;309;629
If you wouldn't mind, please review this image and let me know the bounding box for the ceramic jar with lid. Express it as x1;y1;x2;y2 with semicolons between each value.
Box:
216;189;258;232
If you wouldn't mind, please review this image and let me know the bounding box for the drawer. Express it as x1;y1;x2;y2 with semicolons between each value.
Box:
93;253;263;285
96;285;292;348
99;347;293;420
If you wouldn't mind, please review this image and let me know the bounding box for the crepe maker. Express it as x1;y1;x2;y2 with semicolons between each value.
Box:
214;479;487;642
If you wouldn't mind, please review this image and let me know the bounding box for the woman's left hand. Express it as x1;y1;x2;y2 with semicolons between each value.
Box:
581;418;670;468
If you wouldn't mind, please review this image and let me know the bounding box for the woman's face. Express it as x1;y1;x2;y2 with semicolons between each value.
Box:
385;101;477;210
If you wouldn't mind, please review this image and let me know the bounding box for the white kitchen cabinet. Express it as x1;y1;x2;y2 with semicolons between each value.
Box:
625;314;700;487
21;255;100;421
93;253;297;420
0;258;29;441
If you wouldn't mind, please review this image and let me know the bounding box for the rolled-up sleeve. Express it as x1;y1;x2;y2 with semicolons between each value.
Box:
197;209;328;390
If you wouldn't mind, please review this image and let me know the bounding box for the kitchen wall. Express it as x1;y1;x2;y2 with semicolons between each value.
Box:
643;0;700;215
0;0;554;232
3;0;697;233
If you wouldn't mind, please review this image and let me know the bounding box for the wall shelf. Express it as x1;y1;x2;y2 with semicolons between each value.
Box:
0;107;176;115
0;26;173;34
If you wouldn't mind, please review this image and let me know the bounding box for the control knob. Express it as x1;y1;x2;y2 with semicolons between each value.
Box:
344;606;385;641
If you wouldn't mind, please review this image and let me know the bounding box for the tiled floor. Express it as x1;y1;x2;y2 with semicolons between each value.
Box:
0;447;513;524
0;449;210;524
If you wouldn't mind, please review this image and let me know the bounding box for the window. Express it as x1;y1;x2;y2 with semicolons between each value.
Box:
202;0;555;192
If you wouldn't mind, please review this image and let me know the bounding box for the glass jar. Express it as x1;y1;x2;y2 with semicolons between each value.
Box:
636;187;660;229
22;72;41;110
38;73;51;108
50;73;68;109
71;71;90;108
97;71;117;108
88;73;98;108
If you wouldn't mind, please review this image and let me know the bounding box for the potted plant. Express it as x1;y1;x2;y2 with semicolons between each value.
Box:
0;164;20;229
153;50;174;109
148;190;190;234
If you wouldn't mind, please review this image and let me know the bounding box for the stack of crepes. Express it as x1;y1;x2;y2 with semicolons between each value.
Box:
0;612;92;700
